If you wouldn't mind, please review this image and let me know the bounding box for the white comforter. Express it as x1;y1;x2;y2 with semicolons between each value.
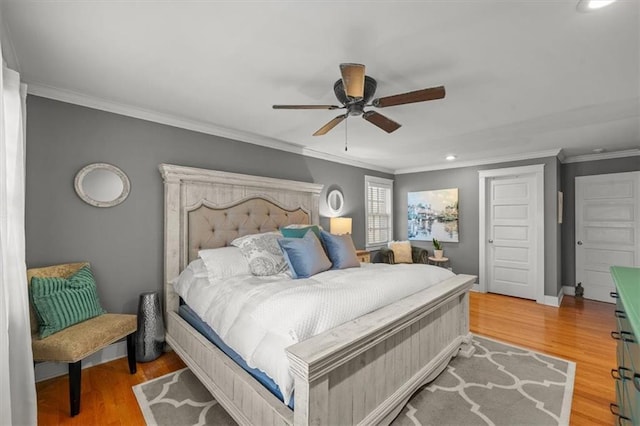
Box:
174;262;454;404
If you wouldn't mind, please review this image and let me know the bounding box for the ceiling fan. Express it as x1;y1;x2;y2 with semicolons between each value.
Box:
273;63;445;136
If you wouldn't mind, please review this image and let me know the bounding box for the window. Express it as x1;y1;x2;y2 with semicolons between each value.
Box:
365;175;393;249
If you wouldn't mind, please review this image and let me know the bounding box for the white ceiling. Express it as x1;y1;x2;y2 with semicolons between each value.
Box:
2;0;639;173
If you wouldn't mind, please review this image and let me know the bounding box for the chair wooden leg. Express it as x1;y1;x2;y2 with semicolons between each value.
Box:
127;333;137;374
69;361;81;417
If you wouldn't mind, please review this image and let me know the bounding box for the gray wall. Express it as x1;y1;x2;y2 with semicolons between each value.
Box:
26;94;638;311
560;156;640;288
25;96;391;314
394;156;562;297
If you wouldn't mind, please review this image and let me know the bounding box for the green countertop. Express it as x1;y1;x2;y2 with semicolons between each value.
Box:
611;266;640;339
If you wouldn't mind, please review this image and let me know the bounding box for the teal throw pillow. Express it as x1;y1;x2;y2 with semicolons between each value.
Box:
320;230;360;270
30;265;106;338
278;230;332;278
281;225;322;239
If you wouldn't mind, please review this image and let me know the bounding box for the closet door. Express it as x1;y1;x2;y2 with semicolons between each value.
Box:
575;172;640;302
486;174;538;300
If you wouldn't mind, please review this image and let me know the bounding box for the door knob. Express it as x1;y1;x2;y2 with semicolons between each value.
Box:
577;241;583;245
488;239;493;243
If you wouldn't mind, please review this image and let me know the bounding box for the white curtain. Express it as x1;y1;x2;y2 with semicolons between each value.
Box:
0;61;37;424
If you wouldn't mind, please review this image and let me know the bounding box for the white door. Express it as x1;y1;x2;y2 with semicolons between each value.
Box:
486;174;539;300
575;172;640;303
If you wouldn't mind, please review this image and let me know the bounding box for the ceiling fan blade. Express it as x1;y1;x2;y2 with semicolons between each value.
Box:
273;104;342;110
313;114;346;136
340;63;365;99
363;111;401;133
372;86;445;108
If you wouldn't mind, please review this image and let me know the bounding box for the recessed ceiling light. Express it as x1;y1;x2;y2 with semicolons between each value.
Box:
577;0;618;12
593;148;605;153
445;155;456;161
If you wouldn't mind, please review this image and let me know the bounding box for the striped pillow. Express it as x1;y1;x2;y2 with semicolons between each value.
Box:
30;265;106;338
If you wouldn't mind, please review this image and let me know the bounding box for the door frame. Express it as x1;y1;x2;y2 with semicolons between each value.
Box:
478;164;545;304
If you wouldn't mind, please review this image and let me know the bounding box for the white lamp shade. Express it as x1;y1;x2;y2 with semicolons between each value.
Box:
330;217;352;235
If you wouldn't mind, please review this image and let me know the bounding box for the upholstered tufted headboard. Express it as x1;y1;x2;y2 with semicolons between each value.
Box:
187;197;310;263
159;164;323;313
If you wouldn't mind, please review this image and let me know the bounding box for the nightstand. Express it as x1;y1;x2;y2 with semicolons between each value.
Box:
355;249;371;263
427;256;450;269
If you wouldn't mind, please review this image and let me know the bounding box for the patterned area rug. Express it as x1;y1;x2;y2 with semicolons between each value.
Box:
133;335;575;426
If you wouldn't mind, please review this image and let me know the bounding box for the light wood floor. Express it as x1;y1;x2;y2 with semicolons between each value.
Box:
36;292;616;425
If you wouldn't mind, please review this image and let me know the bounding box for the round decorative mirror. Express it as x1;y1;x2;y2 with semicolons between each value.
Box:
327;189;344;215
74;163;130;207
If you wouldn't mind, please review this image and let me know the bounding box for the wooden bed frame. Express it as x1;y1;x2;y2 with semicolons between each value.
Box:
159;163;476;425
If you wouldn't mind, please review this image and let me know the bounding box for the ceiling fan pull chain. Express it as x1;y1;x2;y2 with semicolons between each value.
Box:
344;116;348;151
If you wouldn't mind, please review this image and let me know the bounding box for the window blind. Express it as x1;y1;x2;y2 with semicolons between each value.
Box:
365;176;393;248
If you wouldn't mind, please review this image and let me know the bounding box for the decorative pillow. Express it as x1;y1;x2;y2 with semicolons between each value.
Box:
198;246;251;279
30;265;106;338
172;259;209;298
281;225;321;239
320;230;360;270
388;240;413;264
278;230;332;278
231;232;288;276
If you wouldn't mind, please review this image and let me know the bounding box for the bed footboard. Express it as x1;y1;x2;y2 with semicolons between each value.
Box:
286;273;475;425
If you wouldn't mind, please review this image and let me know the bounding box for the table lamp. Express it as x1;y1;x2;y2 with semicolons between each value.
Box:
330;217;352;235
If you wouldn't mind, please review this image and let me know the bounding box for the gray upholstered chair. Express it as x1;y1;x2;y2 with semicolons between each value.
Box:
379;245;429;264
27;262;137;417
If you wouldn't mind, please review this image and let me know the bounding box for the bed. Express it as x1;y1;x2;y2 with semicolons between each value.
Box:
159;163;476;425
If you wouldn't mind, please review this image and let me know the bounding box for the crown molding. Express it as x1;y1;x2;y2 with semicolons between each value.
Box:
26;82;395;175
394;149;563;174
28;82;634;174
561;148;640;163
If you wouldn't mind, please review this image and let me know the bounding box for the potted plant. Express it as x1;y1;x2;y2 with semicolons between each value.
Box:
432;238;444;259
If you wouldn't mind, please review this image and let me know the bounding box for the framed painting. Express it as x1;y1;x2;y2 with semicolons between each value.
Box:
408;188;459;242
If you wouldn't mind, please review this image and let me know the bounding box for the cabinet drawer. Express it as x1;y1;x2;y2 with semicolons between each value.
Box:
615;380;633;422
617;314;636;344
624;339;640;382
624;375;639;423
618;343;626;374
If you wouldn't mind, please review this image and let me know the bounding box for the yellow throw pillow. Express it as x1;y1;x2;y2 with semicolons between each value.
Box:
389;241;413;264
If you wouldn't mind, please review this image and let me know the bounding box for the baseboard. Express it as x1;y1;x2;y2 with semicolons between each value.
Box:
543;287;565;307
35;341;128;382
473;282;564;307
563;285;575;296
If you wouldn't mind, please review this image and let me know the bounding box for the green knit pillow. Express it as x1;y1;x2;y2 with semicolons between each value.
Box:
30;265;106;338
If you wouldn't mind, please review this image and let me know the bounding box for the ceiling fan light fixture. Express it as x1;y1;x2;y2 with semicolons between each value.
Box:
340;63;365;99
273;63;445;137
576;0;618;12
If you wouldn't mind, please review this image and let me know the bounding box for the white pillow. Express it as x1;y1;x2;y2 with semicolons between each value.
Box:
172;258;209;295
230;232;288;276
198;246;251;279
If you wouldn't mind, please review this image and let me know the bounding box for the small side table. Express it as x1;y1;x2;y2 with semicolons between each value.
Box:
428;256;450;269
356;249;371;263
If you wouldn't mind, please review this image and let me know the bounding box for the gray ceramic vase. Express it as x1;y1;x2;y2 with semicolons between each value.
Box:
135;291;165;362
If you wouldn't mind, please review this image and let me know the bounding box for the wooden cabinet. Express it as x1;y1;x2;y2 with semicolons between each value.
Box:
355;250;370;263
610;266;640;425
